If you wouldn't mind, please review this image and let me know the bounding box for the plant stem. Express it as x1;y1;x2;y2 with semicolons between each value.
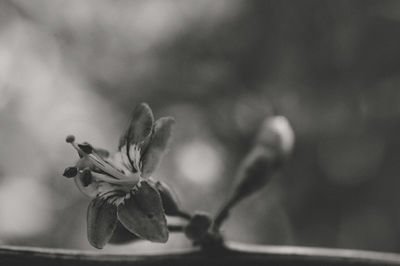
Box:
212;197;237;233
167;224;185;232
176;210;191;220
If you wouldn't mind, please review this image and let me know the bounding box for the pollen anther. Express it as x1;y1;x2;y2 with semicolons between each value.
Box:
66;135;75;143
78;142;94;154
81;168;93;187
63;167;78;178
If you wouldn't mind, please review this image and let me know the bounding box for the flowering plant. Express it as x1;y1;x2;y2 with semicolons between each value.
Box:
63;103;294;249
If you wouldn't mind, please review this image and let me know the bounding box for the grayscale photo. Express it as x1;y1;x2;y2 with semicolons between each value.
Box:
0;1;399;265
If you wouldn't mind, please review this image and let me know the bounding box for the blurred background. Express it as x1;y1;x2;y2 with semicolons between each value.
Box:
1;0;400;253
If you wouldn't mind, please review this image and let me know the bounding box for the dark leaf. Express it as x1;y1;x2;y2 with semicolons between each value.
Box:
117;180;168;243
87;198;118;249
141;117;175;178
153;180;181;216
108;222;141;244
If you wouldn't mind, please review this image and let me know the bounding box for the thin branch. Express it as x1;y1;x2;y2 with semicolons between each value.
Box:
176;210;192;220
212;197;237;233
167;224;185;232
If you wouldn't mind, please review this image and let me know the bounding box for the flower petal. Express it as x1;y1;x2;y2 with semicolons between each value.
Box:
128;144;142;173
87;197;118;249
112;151;133;174
117;180;168;243
119;103;154;149
141;117;175;178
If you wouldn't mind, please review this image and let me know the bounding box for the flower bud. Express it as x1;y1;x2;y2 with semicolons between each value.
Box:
184;212;212;241
108;222;140;244
232;146;276;202
256;116;294;158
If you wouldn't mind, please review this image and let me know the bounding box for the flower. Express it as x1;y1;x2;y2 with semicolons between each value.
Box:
63;103;175;249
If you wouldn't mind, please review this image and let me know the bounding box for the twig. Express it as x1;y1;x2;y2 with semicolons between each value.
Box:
176;210;191;220
167;224;185;232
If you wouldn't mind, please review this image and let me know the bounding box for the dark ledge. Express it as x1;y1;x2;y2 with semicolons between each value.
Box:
1;242;400;266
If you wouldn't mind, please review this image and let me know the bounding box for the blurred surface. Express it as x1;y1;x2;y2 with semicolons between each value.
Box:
3;242;400;266
0;0;400;253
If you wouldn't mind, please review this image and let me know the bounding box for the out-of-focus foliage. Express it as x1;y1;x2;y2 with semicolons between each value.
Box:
0;0;400;253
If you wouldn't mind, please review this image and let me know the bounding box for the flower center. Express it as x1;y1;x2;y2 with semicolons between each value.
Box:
67;135;140;187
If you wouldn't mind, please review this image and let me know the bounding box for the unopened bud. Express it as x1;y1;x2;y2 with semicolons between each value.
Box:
257;116;294;158
184;212;212;241
233;147;276;201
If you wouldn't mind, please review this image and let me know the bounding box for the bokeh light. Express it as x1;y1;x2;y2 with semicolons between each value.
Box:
175;140;223;186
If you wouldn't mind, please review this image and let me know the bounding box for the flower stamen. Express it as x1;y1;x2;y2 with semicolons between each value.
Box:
67;138;133;181
81;168;93;187
66;135;76;143
63;167;78;178
78;142;94;154
91;172;139;186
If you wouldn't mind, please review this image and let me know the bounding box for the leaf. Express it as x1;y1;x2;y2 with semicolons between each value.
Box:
108;222;141;245
153;180;181;216
141;117;175;178
87;197;118;249
76;156;96;170
119;103;154;149
117;180;168;243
